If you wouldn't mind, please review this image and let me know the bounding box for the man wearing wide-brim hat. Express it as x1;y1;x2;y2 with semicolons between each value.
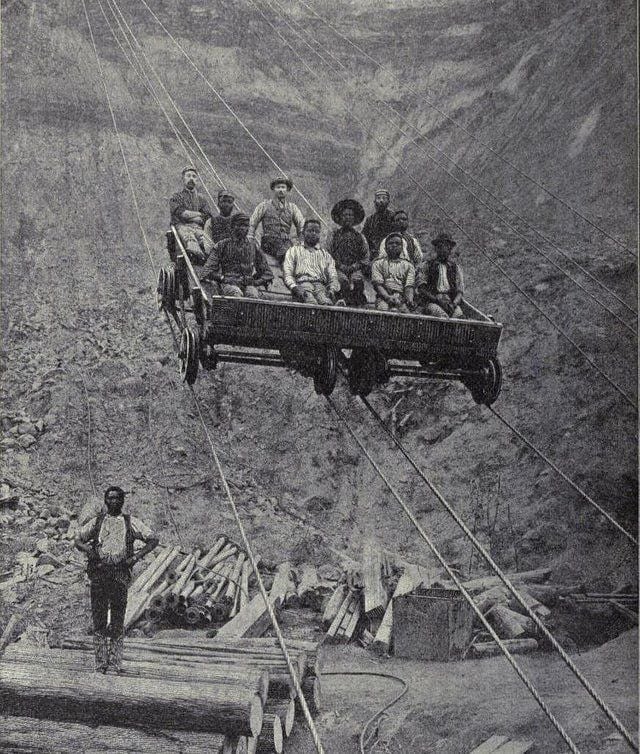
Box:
327;198;370;307
248;176;305;264
169;165;215;264
415;232;465;318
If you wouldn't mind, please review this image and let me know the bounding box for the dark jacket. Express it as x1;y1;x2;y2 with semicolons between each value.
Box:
169;188;213;226
209;214;233;244
417;259;464;301
200;237;273;287
362;209;395;253
327;227;370;272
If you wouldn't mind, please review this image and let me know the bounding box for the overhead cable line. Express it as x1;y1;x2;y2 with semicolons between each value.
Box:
82;5;325;749
294;0;636;257
247;0;636;408
487;406;638;545
267;0;637;322
359;395;638;750
136;0;328;224
100;0;236;210
325;396;582;754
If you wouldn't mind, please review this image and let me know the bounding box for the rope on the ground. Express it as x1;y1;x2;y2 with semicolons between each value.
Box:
359;395;638;751
322;670;408;754
265;0;637;324
137;0;328;225
246;0;636;409
293;0;636;257
487;406;637;545
325;396;582;754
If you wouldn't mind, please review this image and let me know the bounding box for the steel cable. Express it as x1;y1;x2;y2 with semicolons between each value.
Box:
83;5;325;749
293;0;636;257
267;0;637;323
326;396;582;754
358;394;637;749
245;0;636;408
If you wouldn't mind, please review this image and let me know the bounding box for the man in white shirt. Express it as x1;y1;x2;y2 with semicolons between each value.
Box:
283;218;340;304
377;210;423;268
75;486;158;673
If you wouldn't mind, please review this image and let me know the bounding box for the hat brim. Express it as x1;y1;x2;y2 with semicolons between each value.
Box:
270;179;293;191
331;199;365;225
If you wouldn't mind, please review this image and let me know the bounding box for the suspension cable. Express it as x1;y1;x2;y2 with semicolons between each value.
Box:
104;0;245;210
136;0;328;224
326;396;582;753
487;406;637;545
266;0;637;321
294;0;636;257
82;5;325;749
246;0;636;408
359;395;638;750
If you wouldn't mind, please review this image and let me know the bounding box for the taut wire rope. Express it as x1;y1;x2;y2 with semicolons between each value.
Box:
245;0;636;408
358;394;638;749
82;4;325;750
325;396;582;754
136;0;327;225
293;0;636;257
266;0;637;322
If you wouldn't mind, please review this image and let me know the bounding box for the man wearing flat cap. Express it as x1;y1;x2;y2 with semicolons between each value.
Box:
169;166;214;264
416;232;465;318
362;189;395;256
199;212;273;299
248;176;305;264
327;198;370;306
209;189;237;244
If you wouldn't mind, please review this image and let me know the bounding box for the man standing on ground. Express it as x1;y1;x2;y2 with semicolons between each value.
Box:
75;486;159;673
377;210;423;268
248;176;305;264
283;218;340;304
371;233;415;312
200;212;273;298
327;199;369;307
416;232;465;318
169;166;214;264
209;189;236;244
362;189;395;257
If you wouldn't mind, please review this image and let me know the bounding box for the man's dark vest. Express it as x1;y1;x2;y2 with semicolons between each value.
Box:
87;513;134;577
261;201;295;241
422;259;460;300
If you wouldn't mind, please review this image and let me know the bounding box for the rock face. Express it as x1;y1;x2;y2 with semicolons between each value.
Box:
0;0;637;626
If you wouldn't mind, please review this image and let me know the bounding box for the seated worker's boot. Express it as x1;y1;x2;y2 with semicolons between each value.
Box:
93;633;109;673
108;634;125;674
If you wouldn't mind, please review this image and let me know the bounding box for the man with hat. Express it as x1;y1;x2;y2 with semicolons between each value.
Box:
377;209;423;268
199;212;273;299
169;166;214;264
283;218;340;305
248;176;305;264
371;233;415;312
209;188;237;244
416;232;465;318
75;486;159;673
327;198;370;307
362;189;395;256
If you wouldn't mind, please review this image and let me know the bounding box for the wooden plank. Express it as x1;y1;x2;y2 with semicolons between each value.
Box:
326;592;355;638
322;584;347;628
362;540;388;618
469;735;510;753
462;569;552;594
493;740;535;754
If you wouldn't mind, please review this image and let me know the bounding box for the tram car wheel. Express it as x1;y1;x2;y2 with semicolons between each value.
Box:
178;327;200;385
156;265;177;312
466;357;502;406
348;348;387;397
313;347;338;396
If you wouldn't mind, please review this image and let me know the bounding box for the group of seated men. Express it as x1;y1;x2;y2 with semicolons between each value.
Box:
170;166;464;318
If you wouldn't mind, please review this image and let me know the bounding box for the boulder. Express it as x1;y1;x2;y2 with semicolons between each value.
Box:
17;423;37;436
17;434;36;449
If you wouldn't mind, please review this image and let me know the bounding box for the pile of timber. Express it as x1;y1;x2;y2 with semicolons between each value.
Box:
125;537;255;633
1;636;322;753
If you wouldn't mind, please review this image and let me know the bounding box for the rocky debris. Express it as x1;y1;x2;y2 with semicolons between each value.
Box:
0;409;46;451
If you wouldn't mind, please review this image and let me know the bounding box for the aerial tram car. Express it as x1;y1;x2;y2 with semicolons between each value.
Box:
157;228;504;405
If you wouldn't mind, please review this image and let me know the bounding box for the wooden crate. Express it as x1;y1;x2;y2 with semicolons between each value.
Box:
392;589;474;661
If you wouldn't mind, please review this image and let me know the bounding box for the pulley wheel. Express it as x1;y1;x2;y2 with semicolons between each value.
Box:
347;348;378;397
468;357;503;406
156;268;166;311
178;327;199;385
313;347;338;396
